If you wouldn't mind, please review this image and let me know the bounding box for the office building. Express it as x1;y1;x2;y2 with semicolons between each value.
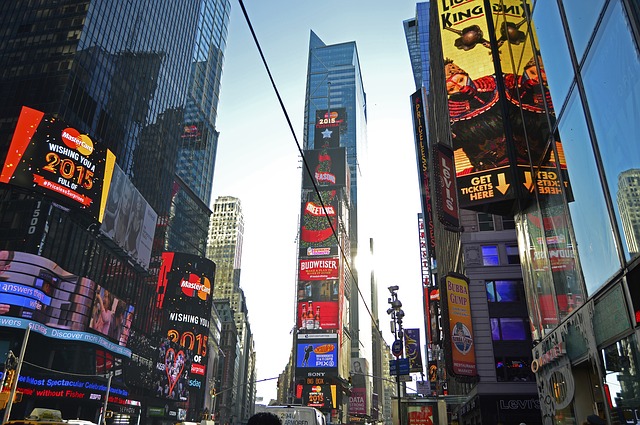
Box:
0;1;230;423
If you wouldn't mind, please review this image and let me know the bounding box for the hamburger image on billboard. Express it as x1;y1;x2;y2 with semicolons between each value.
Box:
1;106;116;223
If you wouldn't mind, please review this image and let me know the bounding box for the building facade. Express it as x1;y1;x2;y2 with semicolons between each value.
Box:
0;1;230;424
418;0;640;424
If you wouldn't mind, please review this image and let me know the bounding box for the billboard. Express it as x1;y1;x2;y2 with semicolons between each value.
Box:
155;252;215;400
299;246;339;259
296;300;339;331
411;90;437;259
0;250;132;356
407;405;434;425
1;106;116;222
296;339;337;369
300;190;339;248
442;273;477;377
349;388;366;415
302;147;347;189
99;164;157;270
299;257;339;281
433;143;460;229
314;108;346;149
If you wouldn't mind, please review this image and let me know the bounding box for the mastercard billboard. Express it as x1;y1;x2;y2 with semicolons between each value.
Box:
1;106;116;222
155;252;215;400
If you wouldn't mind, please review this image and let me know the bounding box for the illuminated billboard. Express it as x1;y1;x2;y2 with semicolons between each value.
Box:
0;251;132;356
1;106;116;222
407;405;434;425
296;339;337;369
296;300;339;331
99;164;157;270
433;143;460;229
314;108;346;149
300;190;339;248
442;273;477;377
302;147;347;190
155;252;215;401
299;257;339;281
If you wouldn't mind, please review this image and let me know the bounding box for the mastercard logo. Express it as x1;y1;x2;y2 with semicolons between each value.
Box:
61;127;94;156
180;273;211;301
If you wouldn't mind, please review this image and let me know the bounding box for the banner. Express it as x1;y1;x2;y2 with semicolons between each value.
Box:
404;329;424;374
443;274;477;377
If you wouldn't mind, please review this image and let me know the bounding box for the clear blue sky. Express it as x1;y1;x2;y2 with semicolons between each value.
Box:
211;0;423;402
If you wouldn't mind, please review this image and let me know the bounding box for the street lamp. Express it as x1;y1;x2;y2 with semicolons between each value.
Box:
387;286;404;425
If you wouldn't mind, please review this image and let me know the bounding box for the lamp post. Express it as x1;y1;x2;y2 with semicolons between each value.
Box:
387;286;404;425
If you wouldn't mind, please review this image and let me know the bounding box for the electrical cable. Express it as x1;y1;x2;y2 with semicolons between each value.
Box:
237;0;384;339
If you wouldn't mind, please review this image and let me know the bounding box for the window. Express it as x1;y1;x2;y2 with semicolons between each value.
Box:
502;216;515;230
490;318;528;340
486;280;523;302
496;357;534;382
481;245;499;266
477;213;494;231
506;245;520;264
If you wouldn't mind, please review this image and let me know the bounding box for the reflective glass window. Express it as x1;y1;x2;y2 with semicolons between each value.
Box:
562;0;607;62
482;245;499;266
558;91;620;294
603;332;640;421
582;0;640;262
532;0;574;104
478;213;494;231
491;318;528;340
506;245;520;264
487;280;523;303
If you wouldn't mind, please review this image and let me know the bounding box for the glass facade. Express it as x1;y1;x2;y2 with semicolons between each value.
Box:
0;1;229;422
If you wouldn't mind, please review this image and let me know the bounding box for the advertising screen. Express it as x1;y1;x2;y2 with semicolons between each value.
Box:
0;250;132;356
299;257;339;281
442;274;477;377
407;405;434;425
299;190;339;248
302;147;347;190
1;106;116;222
155;252;215;401
314;108;346;149
296;301;339;331
100;164;157;270
296;340;337;369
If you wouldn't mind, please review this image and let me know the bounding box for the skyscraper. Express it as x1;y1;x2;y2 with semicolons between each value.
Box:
617;169;640;255
0;1;230;422
291;31;371;423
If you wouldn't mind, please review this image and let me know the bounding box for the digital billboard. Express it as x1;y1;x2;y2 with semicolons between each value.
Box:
100;164;157;270
299;257;339;281
300;190;339;248
296;300;339;331
155;252;215;401
302;147;347;190
0;250;132;356
296;339;337;369
313;108;346;149
0;106;116;222
442;273;477;377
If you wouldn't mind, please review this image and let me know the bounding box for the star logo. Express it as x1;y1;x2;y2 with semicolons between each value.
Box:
321;129;333;139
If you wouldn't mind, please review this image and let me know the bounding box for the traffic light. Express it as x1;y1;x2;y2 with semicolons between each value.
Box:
3;369;15;389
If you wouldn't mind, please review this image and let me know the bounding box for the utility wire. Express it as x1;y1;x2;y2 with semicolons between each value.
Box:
237;0;384;339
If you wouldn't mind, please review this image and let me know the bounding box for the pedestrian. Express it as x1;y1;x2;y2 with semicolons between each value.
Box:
247;412;282;425
586;414;606;425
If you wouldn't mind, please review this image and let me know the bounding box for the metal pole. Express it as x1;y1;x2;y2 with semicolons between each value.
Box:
100;372;112;425
3;326;30;423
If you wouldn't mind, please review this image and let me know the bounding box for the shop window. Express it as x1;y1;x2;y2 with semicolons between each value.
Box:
477;213;494;231
506;244;520;264
486;280;523;302
490;318;527;340
481;245;499;266
603;333;640;420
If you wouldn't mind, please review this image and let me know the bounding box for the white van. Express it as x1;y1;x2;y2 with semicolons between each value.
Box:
264;406;326;425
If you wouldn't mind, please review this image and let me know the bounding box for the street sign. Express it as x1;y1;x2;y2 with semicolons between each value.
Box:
392;340;403;357
389;358;410;376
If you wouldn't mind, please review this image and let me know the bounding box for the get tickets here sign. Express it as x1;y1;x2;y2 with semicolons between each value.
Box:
1;106;116;223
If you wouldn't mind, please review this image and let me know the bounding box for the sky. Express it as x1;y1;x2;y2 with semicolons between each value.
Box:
210;0;424;402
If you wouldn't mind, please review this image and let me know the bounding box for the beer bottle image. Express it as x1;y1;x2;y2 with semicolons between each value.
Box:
300;303;307;329
314;305;321;329
306;301;315;329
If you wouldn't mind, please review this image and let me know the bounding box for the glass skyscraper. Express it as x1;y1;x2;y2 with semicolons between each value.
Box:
0;1;230;422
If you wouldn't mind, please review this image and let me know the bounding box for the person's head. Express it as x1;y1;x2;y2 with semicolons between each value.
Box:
247;412;282;425
0;250;14;273
586;414;606;425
